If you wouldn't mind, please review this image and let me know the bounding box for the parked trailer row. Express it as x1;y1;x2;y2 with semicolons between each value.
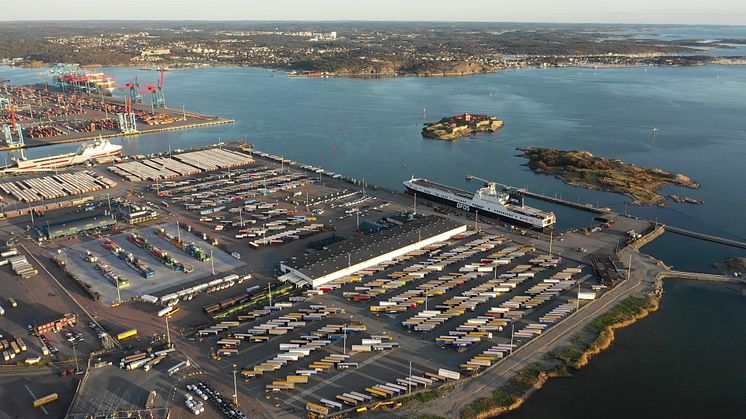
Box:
243;321;361;379
367;236;509;312
0;171;116;203
159;273;245;305
402;247;542;333
460;343;517;373
109;148;255;182
312;369;455;413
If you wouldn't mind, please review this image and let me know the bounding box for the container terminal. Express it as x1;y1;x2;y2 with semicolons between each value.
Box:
0;67;233;151
0;141;728;418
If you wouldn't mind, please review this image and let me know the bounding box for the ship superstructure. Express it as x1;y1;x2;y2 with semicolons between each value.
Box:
404;176;556;229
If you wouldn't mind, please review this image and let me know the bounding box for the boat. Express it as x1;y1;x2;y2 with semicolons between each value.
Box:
404;177;556;229
3;138;122;173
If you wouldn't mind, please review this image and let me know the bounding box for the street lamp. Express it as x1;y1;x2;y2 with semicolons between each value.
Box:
232;364;239;407
165;315;171;347
343;323;347;355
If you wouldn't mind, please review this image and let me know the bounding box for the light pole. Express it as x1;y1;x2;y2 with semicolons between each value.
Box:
510;324;515;356
72;341;79;372
210;249;215;275
165;315;171;347
232;364;239;407
343;323;347;355
627;253;632;282
408;361;412;395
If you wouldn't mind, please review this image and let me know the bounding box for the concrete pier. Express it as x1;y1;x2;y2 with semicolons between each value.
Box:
664;225;746;250
658;270;743;284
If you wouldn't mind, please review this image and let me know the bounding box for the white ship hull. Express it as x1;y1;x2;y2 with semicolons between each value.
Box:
4;140;122;173
404;178;556;229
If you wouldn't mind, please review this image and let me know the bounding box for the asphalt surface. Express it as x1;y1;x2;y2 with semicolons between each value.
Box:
0;146;664;419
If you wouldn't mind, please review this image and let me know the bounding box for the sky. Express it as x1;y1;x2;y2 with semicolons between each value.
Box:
3;0;746;25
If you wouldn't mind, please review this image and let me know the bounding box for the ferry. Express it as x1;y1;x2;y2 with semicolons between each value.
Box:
404;176;556;229
2;138;122;173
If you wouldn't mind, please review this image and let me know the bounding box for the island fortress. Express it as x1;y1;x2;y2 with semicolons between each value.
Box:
422;113;505;141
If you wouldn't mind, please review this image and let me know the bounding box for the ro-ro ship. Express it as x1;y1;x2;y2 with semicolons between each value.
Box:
2;138;122;173
404;176;556;229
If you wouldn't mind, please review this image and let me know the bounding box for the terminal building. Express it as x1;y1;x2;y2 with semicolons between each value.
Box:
279;215;467;288
44;213;116;239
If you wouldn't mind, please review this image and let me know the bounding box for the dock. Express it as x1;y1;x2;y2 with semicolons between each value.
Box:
663;225;746;250
0;83;234;152
658;270;743;284
523;190;608;214
522;190;746;250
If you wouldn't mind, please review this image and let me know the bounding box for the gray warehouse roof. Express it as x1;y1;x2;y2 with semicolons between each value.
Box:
45;213;115;238
284;215;465;279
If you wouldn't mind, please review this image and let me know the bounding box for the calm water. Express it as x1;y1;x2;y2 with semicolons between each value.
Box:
504;280;746;419
3;64;746;239
2;57;746;415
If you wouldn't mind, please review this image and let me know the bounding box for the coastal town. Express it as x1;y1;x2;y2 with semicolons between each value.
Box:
2;22;745;77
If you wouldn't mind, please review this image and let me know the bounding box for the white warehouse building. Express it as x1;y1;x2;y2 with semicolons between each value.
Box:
279;215;467;289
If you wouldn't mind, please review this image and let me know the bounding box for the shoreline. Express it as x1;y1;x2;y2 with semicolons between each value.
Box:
5;59;745;84
463;284;663;418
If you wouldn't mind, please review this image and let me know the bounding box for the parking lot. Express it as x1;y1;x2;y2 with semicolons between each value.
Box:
0;370;79;419
0;145;626;418
58;223;245;305
180;224;600;416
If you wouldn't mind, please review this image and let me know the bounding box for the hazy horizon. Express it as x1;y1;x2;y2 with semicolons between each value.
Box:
3;0;746;26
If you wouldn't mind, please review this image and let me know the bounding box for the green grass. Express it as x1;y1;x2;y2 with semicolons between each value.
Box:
552;296;655;370
589;296;652;332
460;363;546;418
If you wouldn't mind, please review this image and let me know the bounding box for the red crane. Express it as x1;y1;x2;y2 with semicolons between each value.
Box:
117;77;143;103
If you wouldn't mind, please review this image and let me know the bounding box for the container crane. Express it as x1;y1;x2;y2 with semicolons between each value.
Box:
117;96;138;134
117;77;143;103
140;69;166;108
2;103;24;148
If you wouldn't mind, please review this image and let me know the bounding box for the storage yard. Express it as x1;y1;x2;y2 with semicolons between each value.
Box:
0;142;652;418
0;171;117;203
108;147;255;181
60;223;246;305
0;81;233;150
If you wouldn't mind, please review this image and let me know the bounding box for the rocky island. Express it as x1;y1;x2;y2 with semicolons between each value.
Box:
517;147;701;206
422;113;504;141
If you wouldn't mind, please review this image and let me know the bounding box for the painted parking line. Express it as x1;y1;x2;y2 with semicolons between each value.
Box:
285;350;391;404
25;384;48;415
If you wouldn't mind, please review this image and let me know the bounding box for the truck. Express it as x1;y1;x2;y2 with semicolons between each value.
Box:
116;329;138;341
167;360;190;376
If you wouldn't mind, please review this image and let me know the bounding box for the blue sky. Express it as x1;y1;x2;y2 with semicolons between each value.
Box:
3;0;746;25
